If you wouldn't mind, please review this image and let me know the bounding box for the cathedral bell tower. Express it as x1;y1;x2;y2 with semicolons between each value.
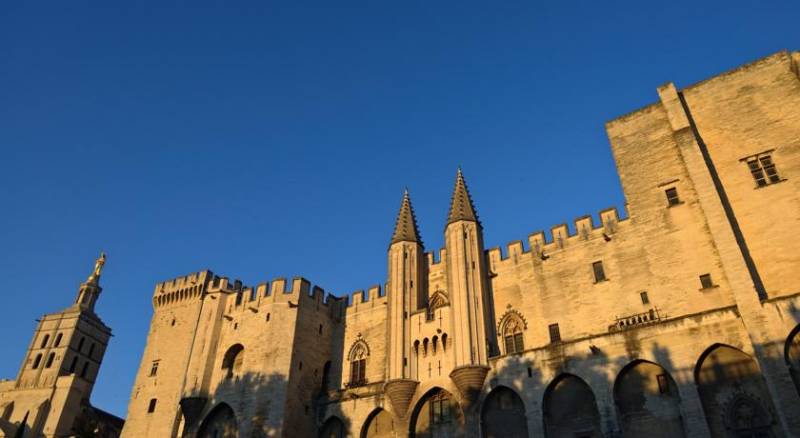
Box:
384;190;425;419
444;169;492;405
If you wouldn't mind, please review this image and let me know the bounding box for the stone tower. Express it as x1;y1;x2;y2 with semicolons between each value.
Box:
0;253;121;438
384;190;426;419
443;169;493;405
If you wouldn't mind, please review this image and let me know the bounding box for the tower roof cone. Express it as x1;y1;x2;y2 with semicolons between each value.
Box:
390;189;422;246
446;168;479;226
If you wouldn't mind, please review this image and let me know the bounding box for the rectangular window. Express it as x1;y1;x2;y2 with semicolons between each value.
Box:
147;398;157;413
149;361;159;377
699;274;714;289
513;333;524;353
746;154;781;187
350;359;366;386
592;261;606;282
548;323;561;343
504;336;514;355
640;291;650;305
657;374;669;394
665;187;681;206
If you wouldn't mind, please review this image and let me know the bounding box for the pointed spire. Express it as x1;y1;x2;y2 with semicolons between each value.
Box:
447;167;479;225
390;189;422;246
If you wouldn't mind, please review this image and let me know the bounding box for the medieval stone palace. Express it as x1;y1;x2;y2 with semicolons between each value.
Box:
117;50;800;438
2;50;799;438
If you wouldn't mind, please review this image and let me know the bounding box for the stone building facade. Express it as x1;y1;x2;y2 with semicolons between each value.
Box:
0;254;124;438
121;50;800;438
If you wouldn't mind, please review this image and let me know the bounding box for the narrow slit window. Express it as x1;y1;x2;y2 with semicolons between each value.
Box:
592;261;606;282
149;361;159;377
657;374;669;394
699;274;714;289
548;323;561;344
665;188;680;206
147;398;157;413
640;291;650;305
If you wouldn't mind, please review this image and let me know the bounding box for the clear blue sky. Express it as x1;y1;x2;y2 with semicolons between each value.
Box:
1;1;796;418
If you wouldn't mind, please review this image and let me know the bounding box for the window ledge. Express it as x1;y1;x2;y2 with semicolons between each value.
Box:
699;285;720;291
754;179;788;189
594;279;609;284
666;201;685;208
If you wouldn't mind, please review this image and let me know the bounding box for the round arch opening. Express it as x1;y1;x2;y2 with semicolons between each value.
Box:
480;386;528;438
408;387;464;438
542;374;601;438
197;403;238;438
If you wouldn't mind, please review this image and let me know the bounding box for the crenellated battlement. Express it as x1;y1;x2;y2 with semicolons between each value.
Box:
425;248;447;266
152;270;217;308
486;206;628;270
346;284;386;309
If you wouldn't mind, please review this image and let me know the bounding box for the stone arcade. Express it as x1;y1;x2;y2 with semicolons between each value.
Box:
120;51;800;437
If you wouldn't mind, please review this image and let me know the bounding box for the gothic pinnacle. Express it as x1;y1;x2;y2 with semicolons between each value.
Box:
390;189;422;246
446;167;479;226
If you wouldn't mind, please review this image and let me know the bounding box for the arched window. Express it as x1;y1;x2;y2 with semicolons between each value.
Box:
77;336;85;352
348;340;369;387
40;334;50;349
221;344;244;379
441;334;448;352
501;314;525;355
423;338;429;357
80;362;90;379
54;333;63;347
45;353;55;369
32;353;43;369
432;336;439;354
69;357;78;373
88;343;95;358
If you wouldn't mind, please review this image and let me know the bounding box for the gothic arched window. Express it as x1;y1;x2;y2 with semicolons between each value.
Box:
501;314;525;355
221;344;244;379
348;340;369;387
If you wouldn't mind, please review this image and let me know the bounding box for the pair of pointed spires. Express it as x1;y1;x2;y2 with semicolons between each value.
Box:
390;168;479;246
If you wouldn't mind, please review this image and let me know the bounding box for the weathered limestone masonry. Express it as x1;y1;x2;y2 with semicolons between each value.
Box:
0;254;124;438
121;50;800;438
